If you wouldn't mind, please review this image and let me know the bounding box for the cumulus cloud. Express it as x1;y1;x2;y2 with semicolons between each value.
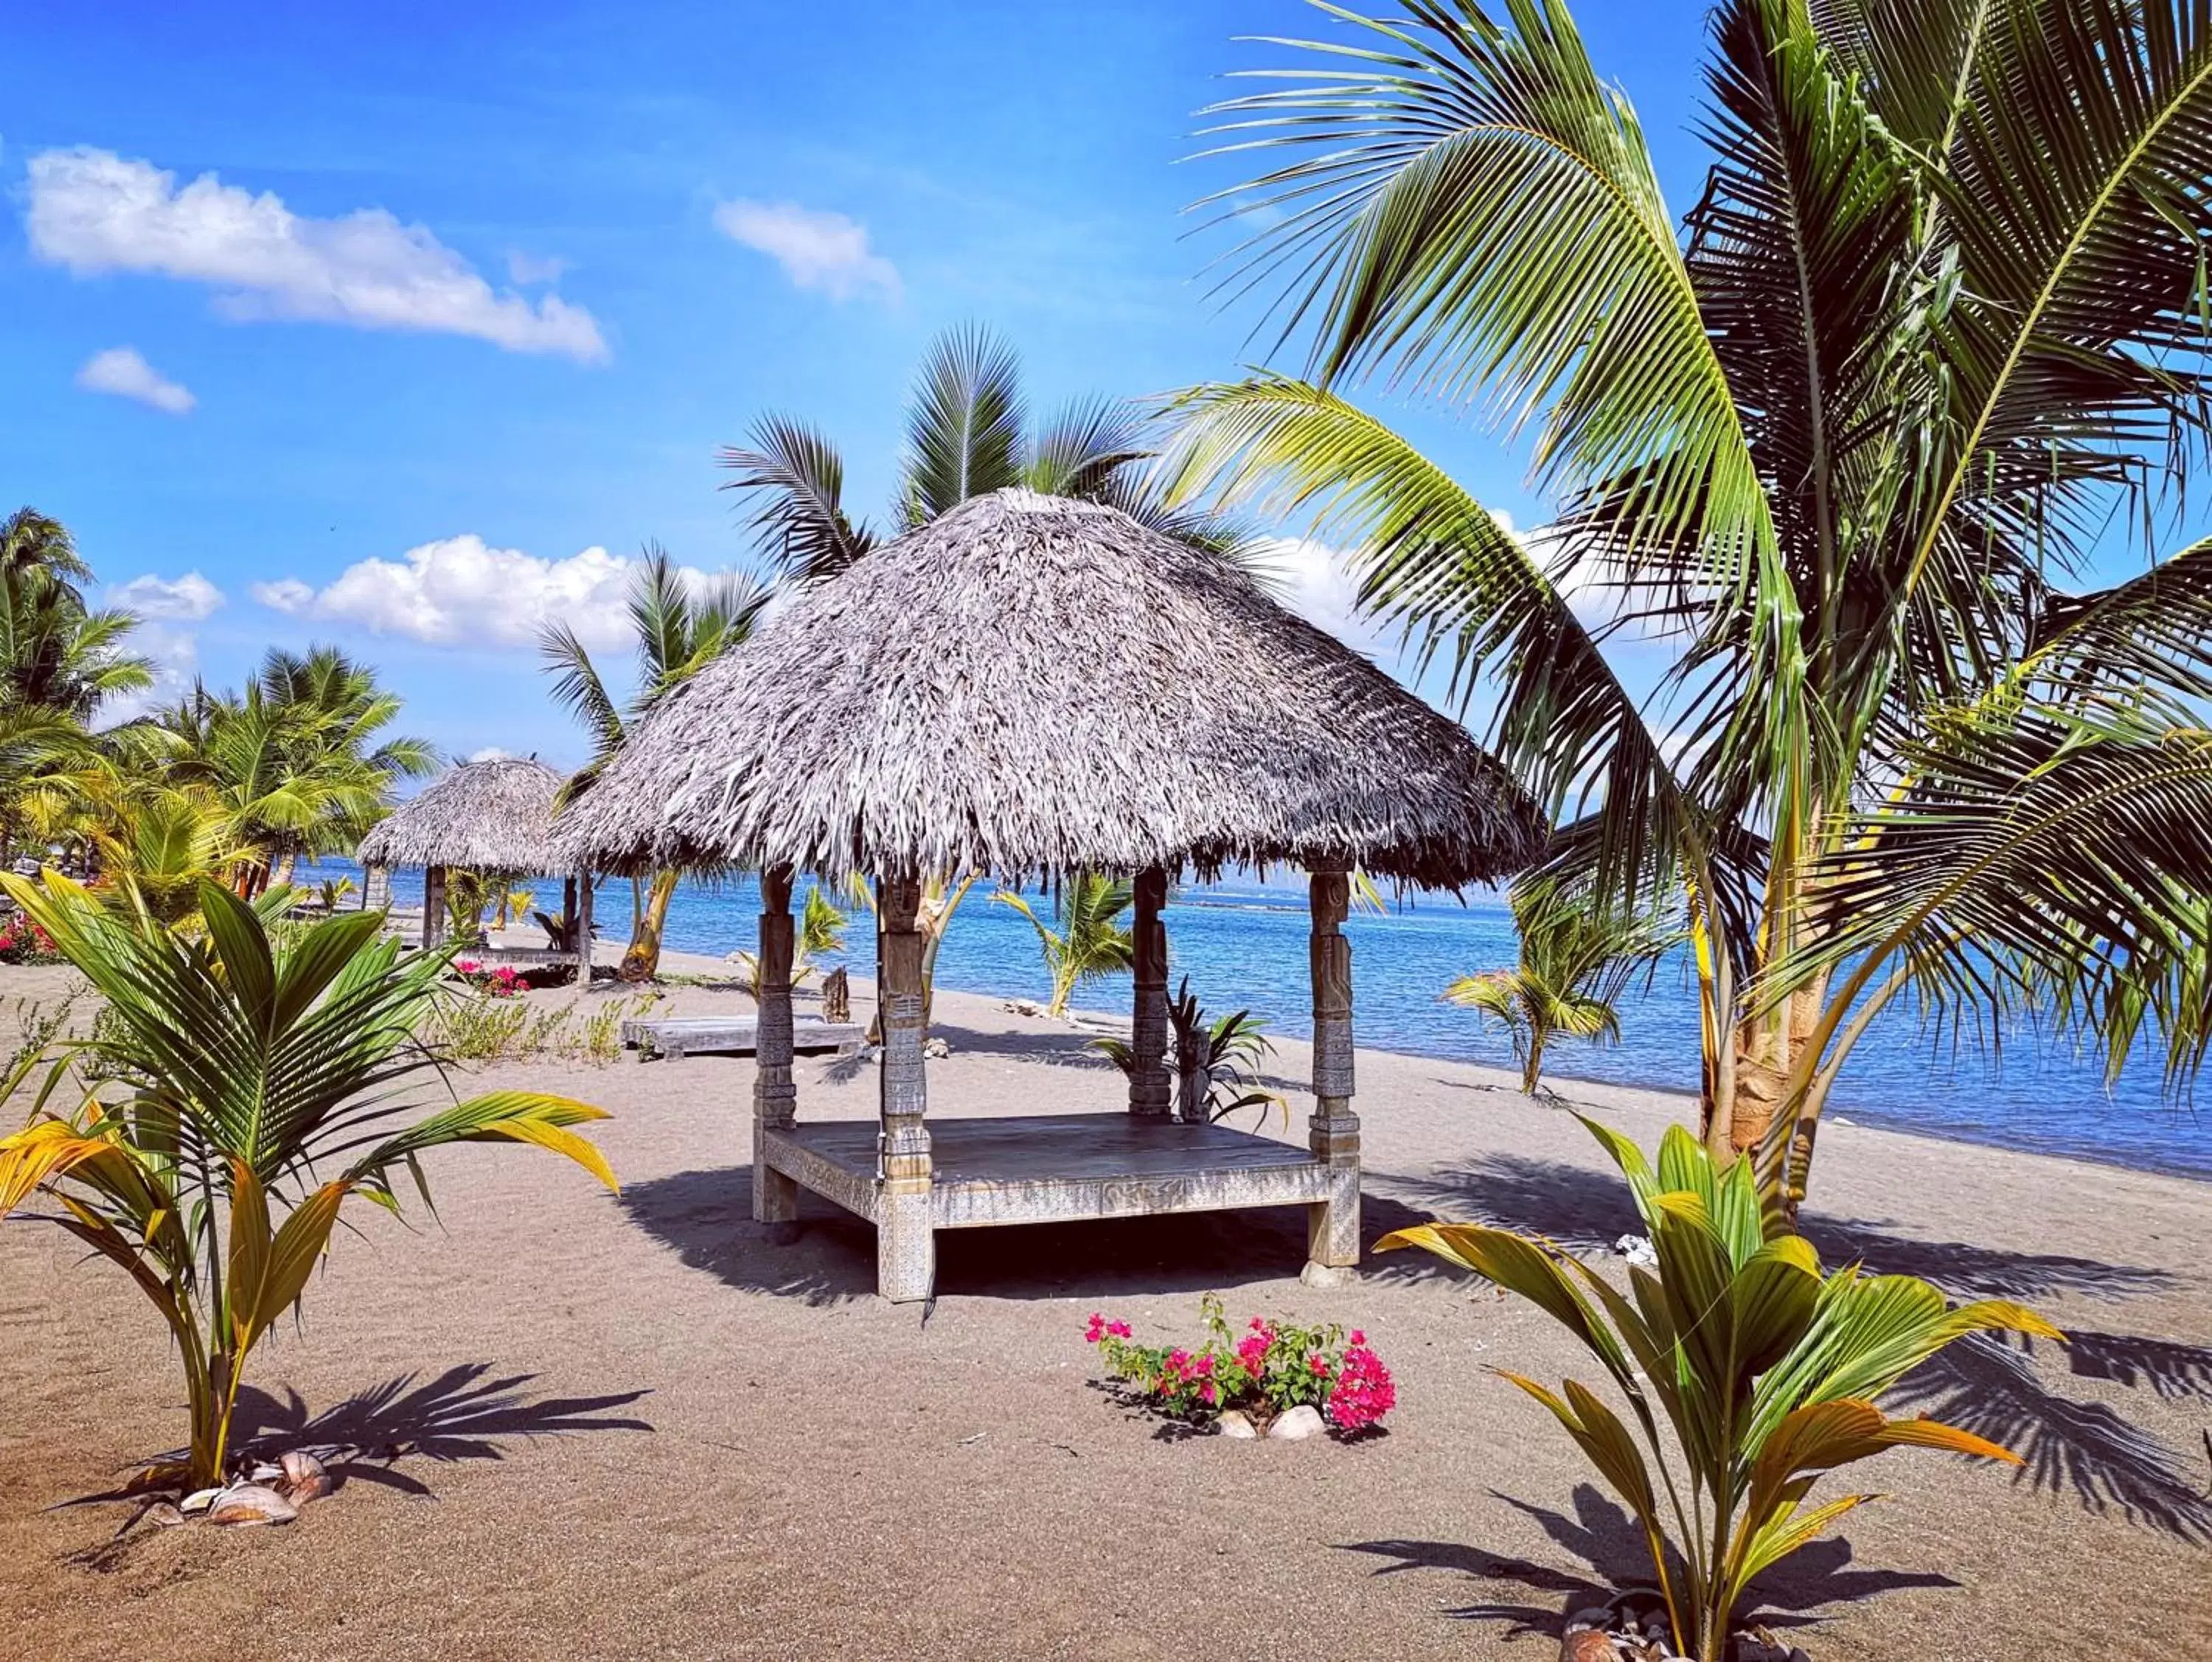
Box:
97;572;225;724
27;147;607;362
467;745;516;762
110;569;223;621
713;199;900;302
248;577;315;613
1256;537;1401;661
76;346;195;414
254;535;726;651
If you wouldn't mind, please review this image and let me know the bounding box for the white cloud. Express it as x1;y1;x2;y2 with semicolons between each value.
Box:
249;577;315;613
506;249;568;285
75;346;195;414
109;569;223;621
27;147;608;363
468;745;515;762
713;199;900;302
1257;537;1400;661
256;535;721;650
97;571;225;724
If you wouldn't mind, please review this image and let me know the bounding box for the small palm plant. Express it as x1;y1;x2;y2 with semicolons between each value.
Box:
994;873;1135;1018
734;883;849;998
1097;976;1285;1124
1380;1122;2057;1661
0;871;615;1492
1445;883;1678;1097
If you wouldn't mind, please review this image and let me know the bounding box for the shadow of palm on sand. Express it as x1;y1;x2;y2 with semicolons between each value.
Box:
618;1163;1436;1304
1340;1484;1957;1638
229;1363;653;1497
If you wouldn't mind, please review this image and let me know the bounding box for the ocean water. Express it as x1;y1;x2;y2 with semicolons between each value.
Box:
307;859;2211;1180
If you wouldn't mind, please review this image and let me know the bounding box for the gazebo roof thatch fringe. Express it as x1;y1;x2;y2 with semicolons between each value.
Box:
356;755;568;875
553;489;1540;888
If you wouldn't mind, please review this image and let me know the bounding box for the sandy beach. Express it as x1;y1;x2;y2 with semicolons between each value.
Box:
2;953;2207;1661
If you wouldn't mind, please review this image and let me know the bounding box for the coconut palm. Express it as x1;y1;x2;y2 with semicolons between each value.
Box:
995;872;1136;1018
539;546;772;979
1166;0;2212;1216
718;323;1258;587
0;509;150;722
0;870;613;1490
158;652;431;897
1447;883;1680;1096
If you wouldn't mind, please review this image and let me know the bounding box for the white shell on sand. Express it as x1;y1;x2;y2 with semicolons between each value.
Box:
1214;1411;1258;1439
1265;1404;1326;1440
206;1483;299;1526
279;1450;332;1504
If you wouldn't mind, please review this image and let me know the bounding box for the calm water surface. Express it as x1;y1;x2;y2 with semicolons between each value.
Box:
312;860;2211;1180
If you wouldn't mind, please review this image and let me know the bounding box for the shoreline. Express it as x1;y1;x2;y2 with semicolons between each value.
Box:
640;939;2212;1195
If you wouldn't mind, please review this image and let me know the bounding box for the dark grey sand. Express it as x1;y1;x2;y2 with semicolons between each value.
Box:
2;954;2208;1661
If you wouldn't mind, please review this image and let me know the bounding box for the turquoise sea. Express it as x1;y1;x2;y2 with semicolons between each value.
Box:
308;858;2212;1181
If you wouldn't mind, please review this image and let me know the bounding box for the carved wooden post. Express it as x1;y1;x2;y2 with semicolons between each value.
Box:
1129;866;1172;1117
876;872;935;1301
363;863;392;914
422;865;448;950
752;865;801;1229
574;869;594;985
1306;867;1361;1280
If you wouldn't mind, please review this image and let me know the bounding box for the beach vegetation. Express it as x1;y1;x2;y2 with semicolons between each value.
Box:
1086;1292;1396;1434
995;872;1135;1018
1167;0;2212;1217
0;870;614;1491
1380;1119;2057;1660
540;547;771;981
1094;974;1285;1124
1445;882;1679;1096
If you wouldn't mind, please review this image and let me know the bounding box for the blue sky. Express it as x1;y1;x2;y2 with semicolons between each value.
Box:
7;1;1733;765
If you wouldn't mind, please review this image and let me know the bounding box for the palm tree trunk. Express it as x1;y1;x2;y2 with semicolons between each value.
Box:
620;868;681;981
1521;1031;1546;1097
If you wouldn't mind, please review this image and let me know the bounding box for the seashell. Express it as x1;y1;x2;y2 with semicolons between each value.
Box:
205;1483;299;1526
142;1501;186;1529
179;1487;222;1514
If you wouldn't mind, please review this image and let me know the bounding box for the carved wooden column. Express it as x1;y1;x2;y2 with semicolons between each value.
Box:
1305;867;1361;1281
876;872;935;1301
363;863;392;914
422;865;448;949
752;866;801;1230
574;869;594;985
1129;866;1172;1117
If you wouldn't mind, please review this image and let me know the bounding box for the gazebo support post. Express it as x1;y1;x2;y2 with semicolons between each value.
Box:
574;871;594;986
422;864;448;950
1129;866;1172;1117
1304;867;1361;1284
752;866;801;1231
877;872;935;1301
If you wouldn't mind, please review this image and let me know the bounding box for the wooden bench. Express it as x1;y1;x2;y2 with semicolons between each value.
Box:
621;1015;865;1061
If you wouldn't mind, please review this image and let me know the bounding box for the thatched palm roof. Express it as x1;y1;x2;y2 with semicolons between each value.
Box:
356;755;568;874
552;489;1540;887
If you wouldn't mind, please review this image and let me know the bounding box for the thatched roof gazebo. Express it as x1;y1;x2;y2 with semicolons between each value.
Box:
357;754;595;978
554;488;1540;1300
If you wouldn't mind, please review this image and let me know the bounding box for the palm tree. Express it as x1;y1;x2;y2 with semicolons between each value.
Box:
1165;0;2212;1216
540;547;772;980
718;324;1257;587
0;510;151;721
0;870;612;1490
158;647;433;895
995;873;1136;1018
1445;884;1678;1096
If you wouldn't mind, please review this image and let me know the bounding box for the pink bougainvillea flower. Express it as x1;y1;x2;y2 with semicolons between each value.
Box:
1349;1330;1366;1346
1107;1320;1131;1338
1085;1314;1106;1343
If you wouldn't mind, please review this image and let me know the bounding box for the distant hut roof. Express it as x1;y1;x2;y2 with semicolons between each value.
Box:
356;755;567;874
552;489;1540;888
